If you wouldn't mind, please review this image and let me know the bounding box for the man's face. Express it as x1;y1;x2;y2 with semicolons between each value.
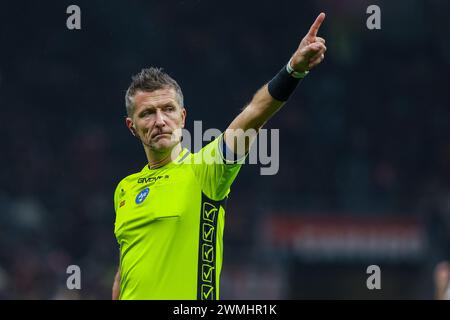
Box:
126;88;186;153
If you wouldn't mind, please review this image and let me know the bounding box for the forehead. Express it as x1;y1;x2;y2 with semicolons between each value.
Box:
133;88;179;110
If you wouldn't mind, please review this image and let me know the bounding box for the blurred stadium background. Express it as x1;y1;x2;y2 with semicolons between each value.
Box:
0;0;449;299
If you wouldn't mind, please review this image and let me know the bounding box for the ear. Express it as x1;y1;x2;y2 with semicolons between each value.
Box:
125;117;137;137
181;107;187;128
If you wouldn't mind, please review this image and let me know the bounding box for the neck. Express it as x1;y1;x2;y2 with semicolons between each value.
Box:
145;143;182;169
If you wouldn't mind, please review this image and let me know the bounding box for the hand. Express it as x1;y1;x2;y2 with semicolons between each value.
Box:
434;262;450;293
290;12;327;73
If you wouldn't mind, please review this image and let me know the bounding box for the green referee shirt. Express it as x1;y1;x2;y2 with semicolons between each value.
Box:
114;134;244;300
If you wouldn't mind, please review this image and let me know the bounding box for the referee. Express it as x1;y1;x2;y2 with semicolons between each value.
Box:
112;13;327;300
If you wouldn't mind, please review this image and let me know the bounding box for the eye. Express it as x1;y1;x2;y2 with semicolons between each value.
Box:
164;105;175;112
140;109;154;117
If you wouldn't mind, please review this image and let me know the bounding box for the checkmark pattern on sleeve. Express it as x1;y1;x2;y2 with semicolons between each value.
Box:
197;195;226;300
202;244;214;263
201;284;214;300
202;264;214;283
202;223;214;242
203;203;218;223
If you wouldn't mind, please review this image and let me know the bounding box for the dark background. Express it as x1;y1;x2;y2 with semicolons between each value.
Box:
0;0;449;299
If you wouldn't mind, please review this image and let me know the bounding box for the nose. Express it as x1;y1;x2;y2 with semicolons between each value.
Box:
154;108;166;128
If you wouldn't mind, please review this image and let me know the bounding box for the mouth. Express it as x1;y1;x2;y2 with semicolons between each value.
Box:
152;132;172;140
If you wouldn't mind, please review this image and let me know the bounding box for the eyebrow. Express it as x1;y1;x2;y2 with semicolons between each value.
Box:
138;103;176;113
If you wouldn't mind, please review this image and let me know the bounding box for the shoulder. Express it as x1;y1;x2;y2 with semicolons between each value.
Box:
114;167;147;193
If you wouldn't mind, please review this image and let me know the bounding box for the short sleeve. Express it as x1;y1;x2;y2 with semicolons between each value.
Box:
189;133;245;201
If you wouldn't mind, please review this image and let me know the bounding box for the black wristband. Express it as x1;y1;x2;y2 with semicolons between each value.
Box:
267;65;302;102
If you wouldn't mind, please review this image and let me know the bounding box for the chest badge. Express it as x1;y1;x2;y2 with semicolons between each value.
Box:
135;187;150;204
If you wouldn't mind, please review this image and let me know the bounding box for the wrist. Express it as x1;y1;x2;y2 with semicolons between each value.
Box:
267;62;303;102
286;57;309;79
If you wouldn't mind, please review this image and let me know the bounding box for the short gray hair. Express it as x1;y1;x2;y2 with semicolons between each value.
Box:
125;67;184;117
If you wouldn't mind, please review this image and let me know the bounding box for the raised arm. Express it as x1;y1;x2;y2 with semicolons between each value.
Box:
224;13;327;155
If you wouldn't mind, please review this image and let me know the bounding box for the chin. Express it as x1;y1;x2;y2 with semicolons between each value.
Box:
151;137;177;152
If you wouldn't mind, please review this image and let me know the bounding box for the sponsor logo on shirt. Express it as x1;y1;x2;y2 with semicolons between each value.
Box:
135;187;150;204
137;175;169;184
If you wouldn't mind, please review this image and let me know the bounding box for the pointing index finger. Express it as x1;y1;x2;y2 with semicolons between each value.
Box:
307;12;326;38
